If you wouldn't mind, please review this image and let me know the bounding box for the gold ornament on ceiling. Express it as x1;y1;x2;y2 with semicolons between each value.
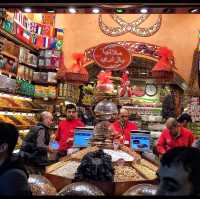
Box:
98;14;162;37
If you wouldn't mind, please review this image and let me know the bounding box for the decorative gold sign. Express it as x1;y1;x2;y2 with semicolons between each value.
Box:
98;14;162;37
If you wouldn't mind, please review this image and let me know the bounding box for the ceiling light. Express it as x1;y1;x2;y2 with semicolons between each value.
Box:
92;8;100;14
189;8;199;13
116;8;125;13
68;7;76;14
47;10;55;13
140;8;148;14
23;7;32;13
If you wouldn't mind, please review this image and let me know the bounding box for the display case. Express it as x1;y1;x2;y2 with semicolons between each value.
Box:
45;146;158;195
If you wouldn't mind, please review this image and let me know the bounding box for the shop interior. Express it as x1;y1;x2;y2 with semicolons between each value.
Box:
0;3;200;196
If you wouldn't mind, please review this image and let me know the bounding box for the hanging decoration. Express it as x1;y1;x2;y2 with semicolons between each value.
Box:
93;43;132;70
11;10;64;50
186;47;200;96
98;14;162;37
96;70;115;95
119;71;132;97
58;52;89;83
151;47;175;82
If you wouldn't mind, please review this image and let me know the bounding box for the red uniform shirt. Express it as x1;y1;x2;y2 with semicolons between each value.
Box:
56;119;85;152
111;120;138;146
156;127;195;155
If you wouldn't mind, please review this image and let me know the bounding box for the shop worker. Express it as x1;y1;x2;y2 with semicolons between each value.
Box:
0;122;31;196
55;104;85;157
111;108;138;146
19;111;54;173
177;113;192;128
157;147;200;196
156;117;195;158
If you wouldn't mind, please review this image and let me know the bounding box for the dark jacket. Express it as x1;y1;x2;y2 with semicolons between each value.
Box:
0;155;31;196
19;123;50;165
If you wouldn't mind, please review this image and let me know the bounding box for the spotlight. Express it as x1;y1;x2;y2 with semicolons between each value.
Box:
68;7;76;14
23;7;32;13
189;8;199;13
47;10;55;13
140;8;148;14
92;8;100;14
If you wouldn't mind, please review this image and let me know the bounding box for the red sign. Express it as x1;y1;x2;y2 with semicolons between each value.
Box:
93;43;131;70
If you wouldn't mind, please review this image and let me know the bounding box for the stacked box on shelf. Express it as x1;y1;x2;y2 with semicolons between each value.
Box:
38;49;61;70
16;79;35;97
34;85;56;99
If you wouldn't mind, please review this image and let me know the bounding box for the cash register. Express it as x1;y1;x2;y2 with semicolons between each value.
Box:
130;130;151;152
73;126;94;148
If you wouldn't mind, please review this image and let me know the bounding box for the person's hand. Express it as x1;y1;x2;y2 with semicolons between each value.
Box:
66;138;74;144
51;134;56;141
48;145;55;153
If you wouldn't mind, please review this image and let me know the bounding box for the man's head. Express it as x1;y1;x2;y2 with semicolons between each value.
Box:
66;104;77;120
177;113;192;128
119;108;129;124
165;117;179;137
75;149;114;182
157;147;200;196
0;122;19;158
40;111;53;127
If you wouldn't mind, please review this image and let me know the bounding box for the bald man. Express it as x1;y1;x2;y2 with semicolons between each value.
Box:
111;108;138;147
19;111;54;173
156;117;195;158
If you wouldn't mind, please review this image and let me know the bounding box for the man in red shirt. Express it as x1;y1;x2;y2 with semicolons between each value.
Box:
156;117;195;158
111;108;138;147
55;104;85;157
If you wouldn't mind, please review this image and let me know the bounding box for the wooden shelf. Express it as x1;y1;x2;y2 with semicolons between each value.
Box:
1;51;18;60
17;125;35;130
0;27;38;54
0;106;44;113
19;62;37;69
36;67;58;72
32;81;57;86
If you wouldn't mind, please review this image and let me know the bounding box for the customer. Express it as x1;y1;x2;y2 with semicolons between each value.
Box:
0;122;31;195
55;104;85;157
177;113;192;128
75;149;114;182
157;147;200;196
111;108;138;146
19;111;54;174
156;117;195;158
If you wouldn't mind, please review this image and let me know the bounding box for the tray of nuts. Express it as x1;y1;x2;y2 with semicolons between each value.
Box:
50;160;80;179
114;165;145;182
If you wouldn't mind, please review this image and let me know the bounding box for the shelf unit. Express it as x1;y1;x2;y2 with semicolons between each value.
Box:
0;27;37;54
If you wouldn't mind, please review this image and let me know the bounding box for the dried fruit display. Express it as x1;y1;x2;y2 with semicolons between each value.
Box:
114;165;144;182
133;164;157;180
51;161;80;179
